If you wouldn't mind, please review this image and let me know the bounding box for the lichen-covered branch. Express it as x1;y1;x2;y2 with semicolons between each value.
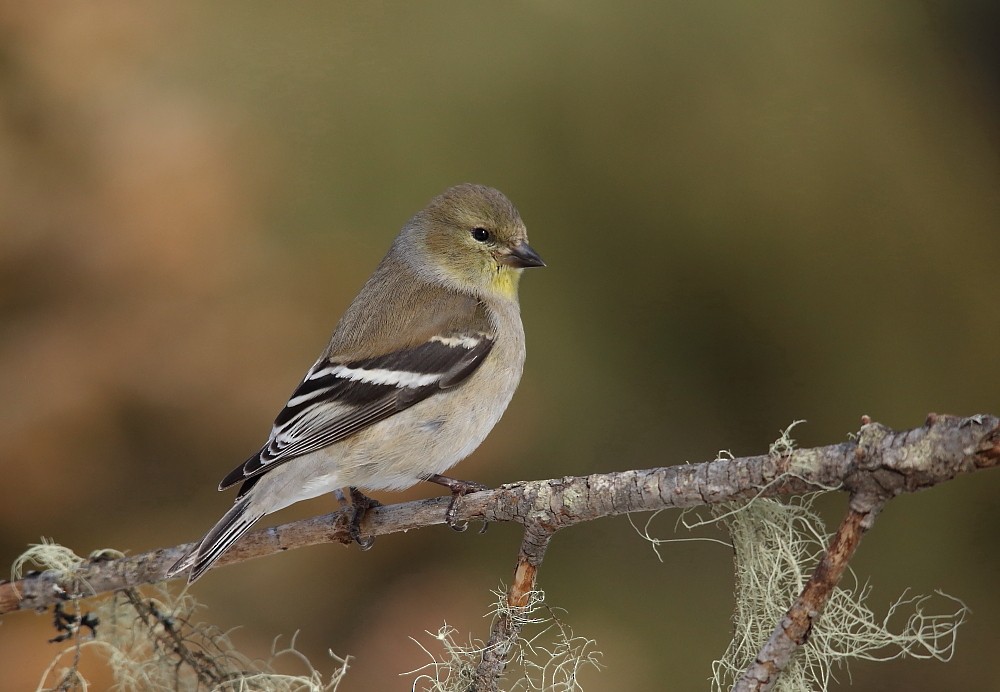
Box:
727;412;1000;691
732;506;876;691
2;414;997;619
473;522;555;692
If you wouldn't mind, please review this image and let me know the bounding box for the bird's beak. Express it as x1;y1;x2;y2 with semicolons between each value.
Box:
500;242;546;269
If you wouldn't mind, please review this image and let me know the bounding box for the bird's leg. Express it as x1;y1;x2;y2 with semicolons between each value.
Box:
424;474;490;532
342;486;381;550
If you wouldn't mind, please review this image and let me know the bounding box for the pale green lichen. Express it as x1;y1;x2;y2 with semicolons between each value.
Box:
707;496;966;691
632;421;967;691
13;541;348;692
406;588;602;691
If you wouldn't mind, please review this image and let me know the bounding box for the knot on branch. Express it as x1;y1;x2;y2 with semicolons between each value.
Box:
847;420;897;515
846;414;1000;518
497;475;593;533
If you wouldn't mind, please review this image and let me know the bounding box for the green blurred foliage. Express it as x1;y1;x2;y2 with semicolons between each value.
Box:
2;2;999;689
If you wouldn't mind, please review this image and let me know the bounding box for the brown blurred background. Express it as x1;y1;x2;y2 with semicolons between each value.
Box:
2;2;999;690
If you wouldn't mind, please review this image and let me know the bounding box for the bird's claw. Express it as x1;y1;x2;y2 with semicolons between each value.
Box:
445;495;470;532
425;475;490;532
347;487;381;550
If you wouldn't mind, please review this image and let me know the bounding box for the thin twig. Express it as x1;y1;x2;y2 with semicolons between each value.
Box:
121;588;231;687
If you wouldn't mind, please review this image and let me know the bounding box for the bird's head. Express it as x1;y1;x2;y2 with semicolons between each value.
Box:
402;184;545;301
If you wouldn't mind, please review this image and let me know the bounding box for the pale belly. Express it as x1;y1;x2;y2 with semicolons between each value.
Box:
255;340;524;513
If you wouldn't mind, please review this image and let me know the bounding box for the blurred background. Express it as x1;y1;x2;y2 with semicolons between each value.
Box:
2;2;999;689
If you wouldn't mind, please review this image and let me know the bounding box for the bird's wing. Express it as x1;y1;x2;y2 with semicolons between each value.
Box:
218;331;494;491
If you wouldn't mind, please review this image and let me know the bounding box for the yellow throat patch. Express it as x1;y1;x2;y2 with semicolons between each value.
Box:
490;264;521;299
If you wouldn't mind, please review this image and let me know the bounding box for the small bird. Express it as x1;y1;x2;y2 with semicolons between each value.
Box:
168;184;544;583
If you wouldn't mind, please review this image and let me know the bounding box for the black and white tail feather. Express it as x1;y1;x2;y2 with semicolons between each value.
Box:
168;330;494;583
169;496;263;580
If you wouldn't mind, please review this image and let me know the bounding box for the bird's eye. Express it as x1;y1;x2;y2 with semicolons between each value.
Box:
471;227;491;243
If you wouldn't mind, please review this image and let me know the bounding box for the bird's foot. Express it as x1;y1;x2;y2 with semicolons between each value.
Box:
424;474;490;532
346;486;381;550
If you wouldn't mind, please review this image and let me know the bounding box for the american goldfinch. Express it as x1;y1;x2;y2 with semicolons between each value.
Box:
168;184;544;583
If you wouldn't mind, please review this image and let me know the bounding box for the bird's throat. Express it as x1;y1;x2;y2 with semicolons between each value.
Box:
490;265;521;299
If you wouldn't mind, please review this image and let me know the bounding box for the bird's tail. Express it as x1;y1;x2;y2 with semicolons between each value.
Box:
167;496;264;584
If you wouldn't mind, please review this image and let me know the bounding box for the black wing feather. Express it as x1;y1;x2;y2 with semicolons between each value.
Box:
219;335;493;490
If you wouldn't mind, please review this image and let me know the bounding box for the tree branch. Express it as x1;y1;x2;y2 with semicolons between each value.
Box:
3;414;998;661
473;521;555;691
